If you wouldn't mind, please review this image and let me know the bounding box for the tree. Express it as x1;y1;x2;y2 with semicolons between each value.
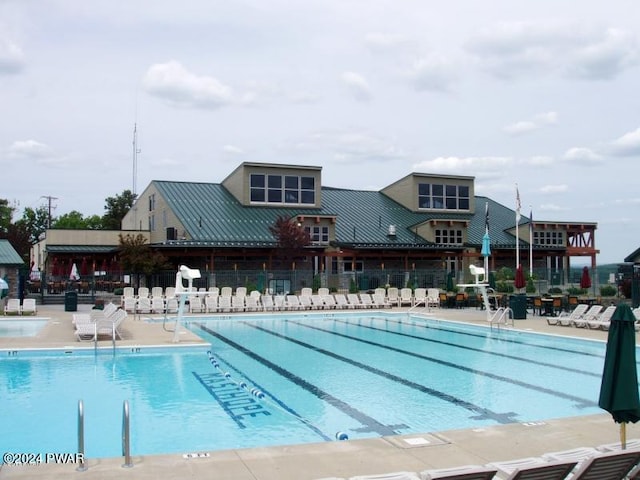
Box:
0;198;14;235
17;206;50;243
103;190;137;230
268;215;310;268
53;211;103;229
118;233;170;277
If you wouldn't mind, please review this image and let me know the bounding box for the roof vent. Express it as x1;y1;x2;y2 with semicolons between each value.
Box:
388;225;396;236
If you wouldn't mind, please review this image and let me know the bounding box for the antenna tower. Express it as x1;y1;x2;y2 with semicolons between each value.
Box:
132;123;141;195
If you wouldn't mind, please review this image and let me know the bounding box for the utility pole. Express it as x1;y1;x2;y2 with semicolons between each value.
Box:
41;195;58;228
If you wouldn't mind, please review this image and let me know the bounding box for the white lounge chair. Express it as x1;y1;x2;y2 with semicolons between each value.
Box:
21;298;37;315
122;296;137;314
546;303;588;326
486;456;547;477
413;288;427;307
503;460;577;480
311;295;325;309
166;297;179;313
136;297;152;314
349;471;421;480
421;464;498;479
586;305;617;330
75;309;127;341
73;302;118;326
205;296;218;313
299;295;313;310
245;295;260;311
151;297;165;313
399;288;413;307
573;305;603;328
334;294;349;309
387;287;399;307
372;293;391;308
570;448;640;479
427;288;440;308
218;295;232;312
285;295;301;310
323;295;337;309
4;298;21;315
359;293;374;308
347;293;363;308
137;287;149;299
151;286;164;299
189;296;205;313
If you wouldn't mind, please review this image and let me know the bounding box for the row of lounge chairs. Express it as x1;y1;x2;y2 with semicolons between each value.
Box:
315;443;640;479
72;302;127;341
3;298;37;315
546;304;640;330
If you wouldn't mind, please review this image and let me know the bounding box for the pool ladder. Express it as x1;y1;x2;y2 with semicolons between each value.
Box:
76;399;133;471
488;307;514;328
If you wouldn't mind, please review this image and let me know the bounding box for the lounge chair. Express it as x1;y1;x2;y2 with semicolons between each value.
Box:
372;293;391;308
347;293;363;308
262;295;275;311
166;297;179;313
4;298;21;315
151;297;166;313
285;295;301;310
311;295;326;309
387;287;399;307
151;286;164;298
359;293;375;308
122;296;137;314
421;465;497;479
299;295;313;310
218;295;232;312
274;295;287;310
427;289;440;308
573;305;603;328
586;305;616;330
21;298;37;315
73;302;118;325
486;456;547;477
503;460;577;480
231;295;245;312
334;294;349;309
541;446;599;467
413;288;427;307
597;438;640;452
323;294;337;309
300;287;313;297
318;287;330;297
399;288;413;307
205;296;218;312
349;471;421;480
245;295;260;311
75;309;127;341
136;296;152;314
137;287;150;299
546;303;588;326
570;449;640;479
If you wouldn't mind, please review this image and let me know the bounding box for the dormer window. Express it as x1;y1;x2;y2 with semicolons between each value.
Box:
418;183;469;211
250;173;315;205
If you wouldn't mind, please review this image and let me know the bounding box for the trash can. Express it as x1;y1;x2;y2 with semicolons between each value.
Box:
64;291;78;312
509;294;527;319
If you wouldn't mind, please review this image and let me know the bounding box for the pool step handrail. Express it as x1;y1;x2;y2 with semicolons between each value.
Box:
76;400;87;471
122;400;133;468
488;307;513;328
408;298;429;313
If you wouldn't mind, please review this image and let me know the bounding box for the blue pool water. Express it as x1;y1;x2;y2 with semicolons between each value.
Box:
0;312;617;458
0;319;47;337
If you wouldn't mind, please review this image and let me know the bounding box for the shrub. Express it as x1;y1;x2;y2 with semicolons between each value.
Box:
495;281;514;293
600;285;617;297
566;287;586;295
113;287;124;296
525;278;536;294
548;287;563;295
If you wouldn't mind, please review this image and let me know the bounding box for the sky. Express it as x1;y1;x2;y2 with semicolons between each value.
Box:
1;0;639;265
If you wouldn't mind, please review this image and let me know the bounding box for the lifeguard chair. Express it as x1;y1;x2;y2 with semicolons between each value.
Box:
469;264;486;284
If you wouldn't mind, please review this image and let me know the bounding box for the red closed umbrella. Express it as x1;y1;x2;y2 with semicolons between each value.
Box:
80;257;89;276
514;264;526;291
580;266;592;290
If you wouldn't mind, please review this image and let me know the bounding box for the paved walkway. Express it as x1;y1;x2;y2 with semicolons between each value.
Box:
1;303;638;479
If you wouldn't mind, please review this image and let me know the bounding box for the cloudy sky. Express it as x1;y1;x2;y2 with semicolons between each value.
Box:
1;0;639;264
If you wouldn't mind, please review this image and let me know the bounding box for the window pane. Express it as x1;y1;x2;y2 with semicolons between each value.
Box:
419;197;430;208
433;196;444;208
284;190;299;203
458;198;469;210
446;197;457;209
300;190;315;204
418;183;430;195
251;189;265;202
285;176;298;189
250;174;265;188
432;184;443;195
458;185;469;197
301;176;315;189
446;185;457;196
268;189;282;202
268;175;282;188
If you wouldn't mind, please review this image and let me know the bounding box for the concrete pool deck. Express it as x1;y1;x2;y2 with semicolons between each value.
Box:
1;303;639;479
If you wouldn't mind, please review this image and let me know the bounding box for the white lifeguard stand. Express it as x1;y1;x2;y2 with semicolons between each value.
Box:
172;265;201;343
469;264;486;284
457;265;492;321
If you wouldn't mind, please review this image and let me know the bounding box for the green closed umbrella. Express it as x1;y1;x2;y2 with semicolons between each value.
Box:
446;271;454;292
598;303;640;449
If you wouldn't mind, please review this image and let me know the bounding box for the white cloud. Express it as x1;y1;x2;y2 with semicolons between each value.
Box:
223;145;245;155
7;140;52;159
527;156;555;166
413;156;511;173
466;21;639;80
562;147;603;164
0;37;25;74
539;184;569;194
610;127;640;156
406;54;457;92
504;112;557;135
341;71;372;102
142;61;234;109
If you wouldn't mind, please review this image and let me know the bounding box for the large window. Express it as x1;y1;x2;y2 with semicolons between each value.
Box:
533;231;565;246
418;183;469;211
251;173;315;205
305;226;329;245
435;228;463;245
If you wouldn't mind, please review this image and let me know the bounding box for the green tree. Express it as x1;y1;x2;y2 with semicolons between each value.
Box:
103;190;137;230
0;198;14;235
53;211;104;229
17;206;50;243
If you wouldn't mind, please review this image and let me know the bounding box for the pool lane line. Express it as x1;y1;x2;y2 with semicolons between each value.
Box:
283;319;597;409
385;316;606;359
205;350;332;441
258;320;597;408
329;317;602;379
236;322;521;425
197;323;408;436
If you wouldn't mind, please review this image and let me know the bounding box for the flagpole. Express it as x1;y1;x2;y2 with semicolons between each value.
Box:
515;184;521;270
528;205;533;278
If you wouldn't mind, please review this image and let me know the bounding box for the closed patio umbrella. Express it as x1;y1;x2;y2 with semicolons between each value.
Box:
446;271;454;292
598;303;640;449
514;264;526;291
580;266;591;290
0;277;8;299
80;257;89;276
69;263;80;281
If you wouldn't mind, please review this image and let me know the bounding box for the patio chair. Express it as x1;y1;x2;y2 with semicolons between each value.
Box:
323;294;337;309
413;288;427;307
399;288;413;307
205;295;218;313
298;294;313;310
586;305;616;330
573;305;603;328
150;296;166;314
136;296;152;314
347;293;363;308
244;295;260;311
372;293;391;308
387;287;400;307
359;293;375;308
261;295;275;311
231;295;245;312
427;289;440;308
311;295;326;309
21;298;37;315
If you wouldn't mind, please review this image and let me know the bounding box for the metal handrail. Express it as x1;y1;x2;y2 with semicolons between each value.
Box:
76;400;87;471
121;400;133;468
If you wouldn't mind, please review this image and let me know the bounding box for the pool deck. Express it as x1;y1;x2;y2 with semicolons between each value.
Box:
1;303;639;479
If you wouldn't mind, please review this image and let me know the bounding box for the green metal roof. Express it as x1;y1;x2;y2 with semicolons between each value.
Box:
45;245;119;254
0;239;24;265
152;181;530;250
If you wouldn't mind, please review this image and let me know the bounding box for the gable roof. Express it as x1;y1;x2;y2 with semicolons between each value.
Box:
152;181;529;250
0;240;24;265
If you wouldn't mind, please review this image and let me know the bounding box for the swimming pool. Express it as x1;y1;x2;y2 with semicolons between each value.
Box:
0;312;616;458
0;319;47;337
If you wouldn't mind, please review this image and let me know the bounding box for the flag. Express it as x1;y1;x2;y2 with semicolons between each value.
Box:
515;185;521;222
485;201;489;234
